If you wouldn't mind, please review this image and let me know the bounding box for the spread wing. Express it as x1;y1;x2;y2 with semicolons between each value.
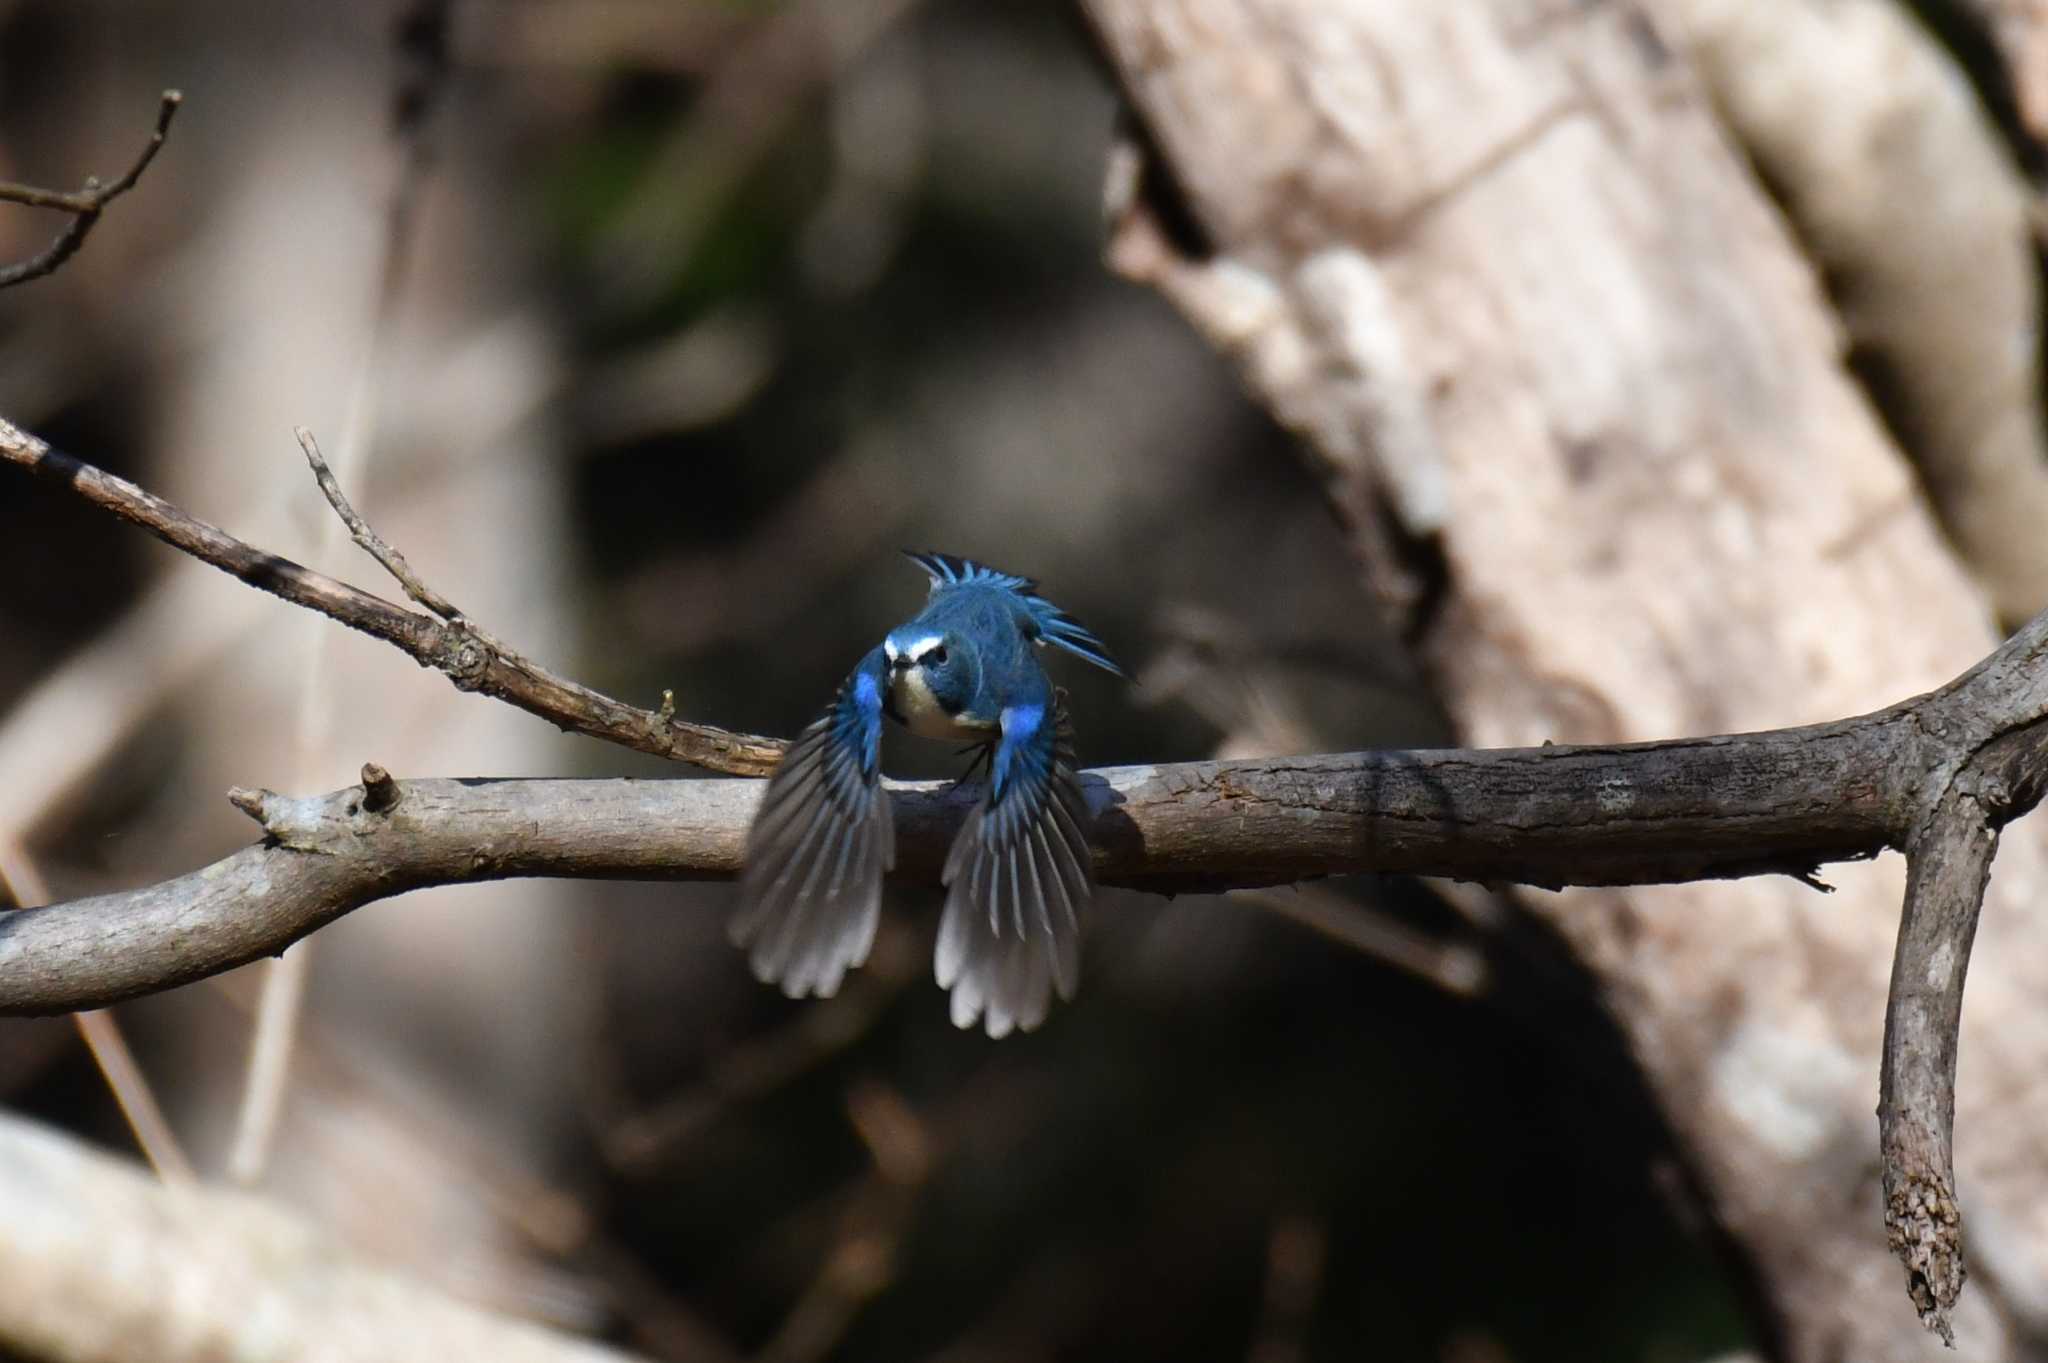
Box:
733;646;894;999
934;694;1092;1037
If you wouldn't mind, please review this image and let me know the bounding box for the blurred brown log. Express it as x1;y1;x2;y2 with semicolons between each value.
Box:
0;1109;638;1363
1086;0;2048;1357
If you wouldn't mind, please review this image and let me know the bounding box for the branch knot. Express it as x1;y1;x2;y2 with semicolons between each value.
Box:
438;622;491;690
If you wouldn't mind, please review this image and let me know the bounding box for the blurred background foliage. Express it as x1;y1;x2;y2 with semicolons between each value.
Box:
0;1;1765;1359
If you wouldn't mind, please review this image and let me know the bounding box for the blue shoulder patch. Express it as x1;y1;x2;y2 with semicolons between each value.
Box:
990;702;1044;804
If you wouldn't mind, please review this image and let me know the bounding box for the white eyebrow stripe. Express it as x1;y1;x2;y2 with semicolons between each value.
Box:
903;635;945;661
883;638;901;662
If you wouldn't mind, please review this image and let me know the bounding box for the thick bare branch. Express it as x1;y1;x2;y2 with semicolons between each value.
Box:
1881;717;2048;1341
0;415;785;775
0;1109;637;1363
0;90;181;288
0;842;194;1183
1883;797;1987;1346
9;605;2048;1018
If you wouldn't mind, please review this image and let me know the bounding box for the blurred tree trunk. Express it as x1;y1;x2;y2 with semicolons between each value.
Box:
1086;2;2048;1357
104;11;589;1323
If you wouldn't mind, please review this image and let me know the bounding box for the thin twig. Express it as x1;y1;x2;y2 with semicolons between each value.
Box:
0;90;182;289
297;426;465;620
224;937;308;1187
756;1081;930;1363
600;923;918;1173
69;1012;198;1185
0;841;194;1184
0;415;785;775
1228;885;1487;997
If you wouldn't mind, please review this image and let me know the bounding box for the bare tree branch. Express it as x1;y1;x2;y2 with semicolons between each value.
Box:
0;90;181;288
0;415;785;776
7;444;2048;1344
7;101;2048;1325
0;841;195;1184
1880;718;2048;1342
2;591;2046;1017
298;427;466;619
1;454;2044;1341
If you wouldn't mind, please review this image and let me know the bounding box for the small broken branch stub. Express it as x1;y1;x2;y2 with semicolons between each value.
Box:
1886;1171;1964;1346
359;764;400;815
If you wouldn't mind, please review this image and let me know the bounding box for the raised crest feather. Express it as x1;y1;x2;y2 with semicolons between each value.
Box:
902;549;1125;678
902;549;1036;594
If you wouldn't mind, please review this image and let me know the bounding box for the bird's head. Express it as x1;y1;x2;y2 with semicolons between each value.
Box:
884;627;973;721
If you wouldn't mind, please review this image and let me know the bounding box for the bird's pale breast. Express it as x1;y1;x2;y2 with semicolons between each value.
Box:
891;666;994;738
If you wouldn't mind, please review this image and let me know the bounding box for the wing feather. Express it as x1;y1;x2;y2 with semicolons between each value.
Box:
733;647;893;998
934;697;1093;1035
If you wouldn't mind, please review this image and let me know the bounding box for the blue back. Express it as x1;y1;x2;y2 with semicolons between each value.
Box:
736;550;1118;1036
903;582;1047;723
891;552;1123;727
901;552;1123;675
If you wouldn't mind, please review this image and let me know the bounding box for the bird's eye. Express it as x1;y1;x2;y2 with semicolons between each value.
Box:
928;646;948;666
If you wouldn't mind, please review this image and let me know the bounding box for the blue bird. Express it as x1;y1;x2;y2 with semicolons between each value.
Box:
732;551;1123;1036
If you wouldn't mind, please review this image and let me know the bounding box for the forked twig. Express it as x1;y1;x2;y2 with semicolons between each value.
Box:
0;91;182;288
0;416;785;775
295;427;468;623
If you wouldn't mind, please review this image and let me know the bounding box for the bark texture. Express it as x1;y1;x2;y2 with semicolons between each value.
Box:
1086;1;2048;1355
0;721;1911;1016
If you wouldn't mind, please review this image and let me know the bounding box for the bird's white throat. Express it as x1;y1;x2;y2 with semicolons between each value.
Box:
892;666;978;738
